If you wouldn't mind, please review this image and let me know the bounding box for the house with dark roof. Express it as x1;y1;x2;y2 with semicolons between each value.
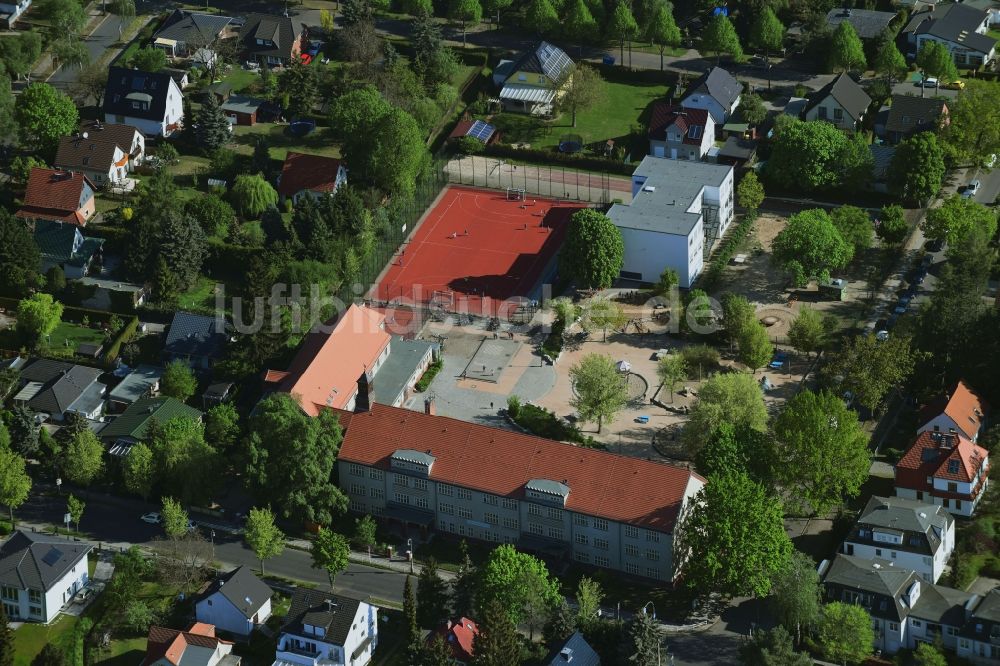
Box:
803;73;872;130
108;364;164;411
164;312;227;370
0;0;32;28
0;530;93;623
427;618;479;665
338;402;705;582
648;103;715;160
274;589;377;666
958;589;1000;662
12;358;105;422
895;430;990;517
28;219;104;280
543;631;601;666
884;95;949;144
151;9;234;58
826;7;899;40
841;496;954;583
54;121;145;188
100;396;203;449
276;152;347;204
680;66;742;124
239;13;304;67
104;66;185;137
16;168;96;226
143;622;238;666
494;41;574;115
220;95;265;126
195;566;272;637
903;2;996;67
918;379;988;442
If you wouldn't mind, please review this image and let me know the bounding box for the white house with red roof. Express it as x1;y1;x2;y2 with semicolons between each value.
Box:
428;617;479;665
15;168;96;226
142;622;238;666
276;152;347;205
917;379;988;442
648;103;715;160
337;403;705;582
895;430;990;517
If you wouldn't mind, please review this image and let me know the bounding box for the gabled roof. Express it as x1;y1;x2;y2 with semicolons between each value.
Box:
199;566;272;619
822;553;919;621
153;9;233;44
100;396;203;441
283;588;364;647
852;495;951;555
16;168;95;225
278;304;391;415
648;103;710;145
885;95;948;135
896;430;988;484
429;618;479;663
339;403;703;532
0;530;93;592
683;66;741;110
825;8;898;39
508;41;574;83
15;358;103;416
143;622;233;666
104;67;179;122
918;379;988;440
543;631;601;666
164;312;226;360
240;13;299;59
804;73;872;120
54;134;122;174
108;365;164;404
914;3;996;54
277;152;343;197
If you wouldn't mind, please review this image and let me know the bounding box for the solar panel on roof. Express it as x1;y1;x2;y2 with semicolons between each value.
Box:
41;547;63;566
467;120;496;142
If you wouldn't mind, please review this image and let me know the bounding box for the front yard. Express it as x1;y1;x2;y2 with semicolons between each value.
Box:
13;614;79;666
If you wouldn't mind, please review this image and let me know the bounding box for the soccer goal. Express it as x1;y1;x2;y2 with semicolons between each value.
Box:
506;187;526;201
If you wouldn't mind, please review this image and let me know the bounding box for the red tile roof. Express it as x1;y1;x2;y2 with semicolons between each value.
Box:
339;404;703;532
896;430;989;490
918;380;988;440
429;618;479;663
17;168;95;226
143;622;231;666
648;103;709;145
277;151;343;197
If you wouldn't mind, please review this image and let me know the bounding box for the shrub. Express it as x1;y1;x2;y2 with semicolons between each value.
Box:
414;359;443;392
507;395;522;418
680;344;720;378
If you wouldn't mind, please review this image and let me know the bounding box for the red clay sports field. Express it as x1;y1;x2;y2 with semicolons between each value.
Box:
372;186;586;318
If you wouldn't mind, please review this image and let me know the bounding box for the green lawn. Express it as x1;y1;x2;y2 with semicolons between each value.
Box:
231;123;342;160
13;614;79;666
177;276;225;314
218;68;259;93
46;321;106;350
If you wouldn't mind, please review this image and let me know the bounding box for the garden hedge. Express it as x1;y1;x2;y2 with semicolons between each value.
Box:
481;143;637;175
102;315;140;366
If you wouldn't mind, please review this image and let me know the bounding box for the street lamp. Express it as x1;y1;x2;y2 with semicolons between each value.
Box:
406;538;413;574
56;478;62;495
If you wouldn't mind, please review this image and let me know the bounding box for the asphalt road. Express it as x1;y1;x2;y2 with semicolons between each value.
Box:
47;12;125;89
972;164;1000;205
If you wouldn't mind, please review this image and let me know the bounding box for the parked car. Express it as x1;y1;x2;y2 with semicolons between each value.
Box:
962;179;982;199
141;512;162;524
75;587;92;603
919;77;939;89
944;79;965;90
924;239;944;254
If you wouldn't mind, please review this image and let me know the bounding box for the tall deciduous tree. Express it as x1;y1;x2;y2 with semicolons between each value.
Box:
122;442;154;500
872;32;906;85
737;319;773;374
701;13;743;63
889;131;946;205
830;205;873;253
559;209;624;289
766;118;857;193
278;59;319;116
830;333;915;415
913;643;948;666
679;471;792;597
695;422;775;487
770;551;822;644
244;507;285;575
611;1;639;65
247;394;348;526
15;83;79;150
149;417;219;505
450;0;482;47
923;194;998;246
569;353;628;433
161;360;198;401
817;602;873;666
738;92;767;127
563;0;597;48
656;354;687;402
477;544;560;625
558;64;601;128
682;372;768;457
311;528;350;589
915;41;957;94
646;0;680;70
161;497;190;539
0;446;31;526
231;174;279;220
787;307;829;359
771;209;853;286
828;22;866;72
483;0;512;26
63;430;104;487
876;204;908;246
574;576;603;629
66;494;85;532
749;7;784;88
942;80;1000;167
16;293;62;347
204;403;240;452
583;298;626;342
737;171;765;211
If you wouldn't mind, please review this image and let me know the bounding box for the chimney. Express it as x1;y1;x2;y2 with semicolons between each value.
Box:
560;648;574;662
424;398;435;415
325;599;336;612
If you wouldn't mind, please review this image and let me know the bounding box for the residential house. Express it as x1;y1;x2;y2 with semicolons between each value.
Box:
494;41;574;115
75;276;148;311
648;103;715;160
680;66;742;125
820;553;973;655
101;396;203;451
884;95;949;144
164;312;227;370
239;13;304;67
606;156;735;288
958;589;1000;662
30;219;104;279
104;66;185;138
12;359;105;422
221;95;264;126
895;430;990;517
195;566;272;638
803;73;872;130
143;622;239;666
54;122;145;187
16;168;96;226
903;3;997;67
543;632;601;666
276;152;347;205
274;589;377;666
826;7;898;40
338;402;705;582
0;0;31;27
151;9;234;58
427;618;479;665
107;365;164;412
917;379;988;442
0;530;92;623
841;496;954;583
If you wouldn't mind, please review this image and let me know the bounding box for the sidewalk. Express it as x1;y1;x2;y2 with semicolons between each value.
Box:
285;535;457;581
